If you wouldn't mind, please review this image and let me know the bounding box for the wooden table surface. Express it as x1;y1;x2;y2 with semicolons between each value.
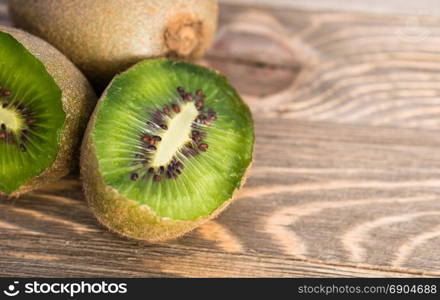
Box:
1;0;440;277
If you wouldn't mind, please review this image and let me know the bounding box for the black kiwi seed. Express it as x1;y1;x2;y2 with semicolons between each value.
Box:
3;90;11;96
141;135;150;143
2;102;8;108
152;135;161;142
153;110;165;122
153;175;161;182
6;134;13;144
148;145;157;151
1;123;5;130
181;148;193;158
19;144;26;152
159;166;165;174
184;93;193;102
131;173;139;181
148;167;155;173
160;124;168;130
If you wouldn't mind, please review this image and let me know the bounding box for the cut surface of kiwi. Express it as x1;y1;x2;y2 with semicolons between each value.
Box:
0;31;64;194
82;58;254;241
0;26;96;196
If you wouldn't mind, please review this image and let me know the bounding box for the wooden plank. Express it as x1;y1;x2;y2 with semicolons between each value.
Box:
220;0;440;16
1;119;440;277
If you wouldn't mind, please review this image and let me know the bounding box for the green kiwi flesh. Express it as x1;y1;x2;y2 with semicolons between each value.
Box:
81;58;254;242
0;26;96;196
8;0;219;87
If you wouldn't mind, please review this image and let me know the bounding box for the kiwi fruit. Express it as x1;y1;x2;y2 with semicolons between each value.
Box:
81;58;254;242
0;26;96;196
8;0;219;87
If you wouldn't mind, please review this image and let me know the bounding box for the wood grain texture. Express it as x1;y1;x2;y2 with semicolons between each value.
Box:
1;0;440;277
207;4;440;131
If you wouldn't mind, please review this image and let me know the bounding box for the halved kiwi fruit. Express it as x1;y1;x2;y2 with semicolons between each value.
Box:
0;26;96;196
8;0;218;87
81;58;254;242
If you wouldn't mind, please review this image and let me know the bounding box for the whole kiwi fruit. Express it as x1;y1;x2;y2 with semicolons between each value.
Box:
0;26;96;196
81;58;254;242
8;0;219;87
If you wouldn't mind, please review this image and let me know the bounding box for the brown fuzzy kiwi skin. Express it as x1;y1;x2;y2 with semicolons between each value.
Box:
0;26;97;197
8;0;218;87
81;68;253;243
